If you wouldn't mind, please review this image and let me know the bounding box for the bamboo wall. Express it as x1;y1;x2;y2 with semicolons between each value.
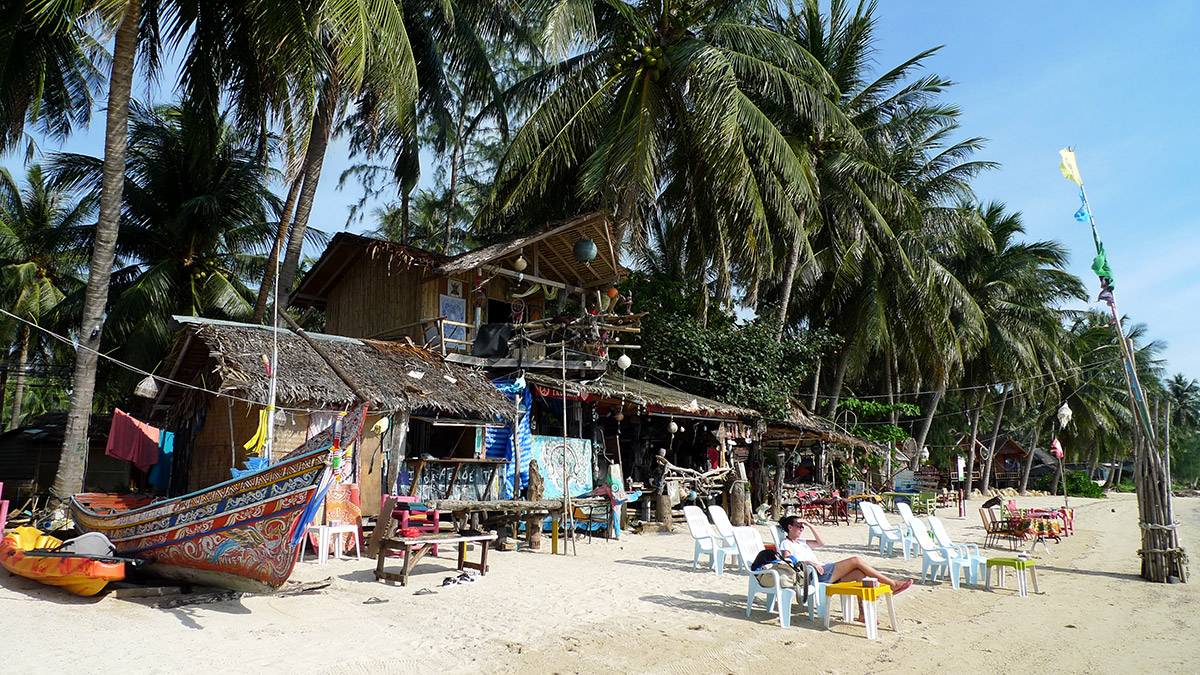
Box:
325;259;423;338
320;255;550;359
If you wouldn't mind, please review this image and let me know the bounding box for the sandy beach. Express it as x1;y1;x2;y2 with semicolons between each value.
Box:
3;493;1198;674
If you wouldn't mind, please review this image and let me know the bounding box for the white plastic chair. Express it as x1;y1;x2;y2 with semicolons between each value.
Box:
897;503;967;589
731;526;824;627
682;505;737;575
862;502;910;559
301;521;362;564
767;523;785;550
928;515;987;584
706;505;744;570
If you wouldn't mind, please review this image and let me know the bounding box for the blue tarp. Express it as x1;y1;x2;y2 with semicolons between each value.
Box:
485;376;532;498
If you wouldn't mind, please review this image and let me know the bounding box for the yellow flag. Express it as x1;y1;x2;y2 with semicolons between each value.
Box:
1059;148;1083;186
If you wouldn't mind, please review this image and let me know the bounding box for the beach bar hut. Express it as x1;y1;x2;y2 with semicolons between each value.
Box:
146;316;516;517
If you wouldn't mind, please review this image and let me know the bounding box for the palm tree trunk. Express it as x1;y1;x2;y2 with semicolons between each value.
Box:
443;102;468;253
825;340;853;418
775;227;804;340
807;361;821;412
1019;416;1041;495
401;188;411;243
911;377;946;467
964;390;984;499
8;324;29;431
55;0;142;497
980;386;1010;494
277;76;339;310
252;172;304;323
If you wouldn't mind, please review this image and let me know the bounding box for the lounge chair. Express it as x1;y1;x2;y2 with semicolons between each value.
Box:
863;501;913;558
682;505;737;575
979;507;1024;550
731;526;824;627
898;503;968;589
928;515;987;584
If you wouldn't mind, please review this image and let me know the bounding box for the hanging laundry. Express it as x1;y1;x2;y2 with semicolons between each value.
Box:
106;408;161;472
148;431;175;490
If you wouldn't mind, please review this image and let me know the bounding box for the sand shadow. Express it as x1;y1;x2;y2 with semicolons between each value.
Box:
640;589;823;630
0;572;110;605
1026;564;1143;582
615;556;701;573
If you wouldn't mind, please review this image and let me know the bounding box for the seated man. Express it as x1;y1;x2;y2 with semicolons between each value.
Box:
777;515;913;593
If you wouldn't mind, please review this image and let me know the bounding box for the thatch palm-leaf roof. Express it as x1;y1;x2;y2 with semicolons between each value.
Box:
159;316;515;421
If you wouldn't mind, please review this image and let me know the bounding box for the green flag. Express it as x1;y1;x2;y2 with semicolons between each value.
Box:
1092;246;1114;287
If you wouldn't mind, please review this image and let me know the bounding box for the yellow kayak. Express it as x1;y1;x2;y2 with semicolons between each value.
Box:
1;527;126;596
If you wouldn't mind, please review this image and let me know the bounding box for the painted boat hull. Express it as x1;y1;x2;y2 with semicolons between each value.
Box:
70;405;368;593
1;527;125;596
71;446;330;594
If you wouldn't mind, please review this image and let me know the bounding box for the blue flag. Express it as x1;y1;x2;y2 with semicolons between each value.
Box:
1074;190;1091;223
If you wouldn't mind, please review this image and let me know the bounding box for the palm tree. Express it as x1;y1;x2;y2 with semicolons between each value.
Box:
940;202;1085;493
1165;374;1200;429
479;0;853;314
0;165;89;429
0;1;105;156
50;103;280;377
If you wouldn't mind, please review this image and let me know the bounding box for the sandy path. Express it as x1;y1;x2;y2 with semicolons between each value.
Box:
3;494;1198;674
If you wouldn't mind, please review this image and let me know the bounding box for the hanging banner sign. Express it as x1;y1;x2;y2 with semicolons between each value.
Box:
533;384;590;402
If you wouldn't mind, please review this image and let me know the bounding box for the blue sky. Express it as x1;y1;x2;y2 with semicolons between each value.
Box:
10;1;1198;379
870;0;1200;379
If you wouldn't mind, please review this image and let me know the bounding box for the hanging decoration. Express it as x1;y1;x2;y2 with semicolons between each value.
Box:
573;237;598;263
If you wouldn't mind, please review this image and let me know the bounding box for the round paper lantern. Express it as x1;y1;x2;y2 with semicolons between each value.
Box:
606;285;619;299
617;354;632;371
573;237;598;263
668;420;678;434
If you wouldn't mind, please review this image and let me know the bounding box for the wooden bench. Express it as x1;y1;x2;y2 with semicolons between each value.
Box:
375;532;498;586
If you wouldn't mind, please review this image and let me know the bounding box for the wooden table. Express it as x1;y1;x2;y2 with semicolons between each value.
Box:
375;532;498;586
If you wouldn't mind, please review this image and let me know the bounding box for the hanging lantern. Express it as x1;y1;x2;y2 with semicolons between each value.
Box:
573;237;598;263
606;285;619;299
513;254;528;272
617;354;632;371
615;410;625;422
668;420;678;434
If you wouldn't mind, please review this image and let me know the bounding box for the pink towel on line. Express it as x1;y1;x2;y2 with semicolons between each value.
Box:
106;408;162;472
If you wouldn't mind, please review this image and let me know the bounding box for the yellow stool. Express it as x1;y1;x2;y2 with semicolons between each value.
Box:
985;557;1039;596
822;581;898;639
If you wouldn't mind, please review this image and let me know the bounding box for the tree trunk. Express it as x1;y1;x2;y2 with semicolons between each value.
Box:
55;0;141;498
807;361;821;412
911;377;946;467
1020;416;1041;495
964;390;984;499
252;172;304;323
1049;458;1063;496
980;386;1010;494
401;187;411;243
443;102;468;253
775;226;804;340
8;324;29;431
277;76;339;310
825;341;853;418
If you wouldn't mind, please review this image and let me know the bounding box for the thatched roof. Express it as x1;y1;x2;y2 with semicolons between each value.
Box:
765;402;887;456
158;316;515;422
436;211;625;288
524;372;758;419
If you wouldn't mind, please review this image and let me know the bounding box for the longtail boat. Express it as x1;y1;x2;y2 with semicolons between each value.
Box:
70;405;367;593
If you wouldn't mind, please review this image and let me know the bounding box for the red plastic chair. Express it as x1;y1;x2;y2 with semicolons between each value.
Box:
390;495;441;555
